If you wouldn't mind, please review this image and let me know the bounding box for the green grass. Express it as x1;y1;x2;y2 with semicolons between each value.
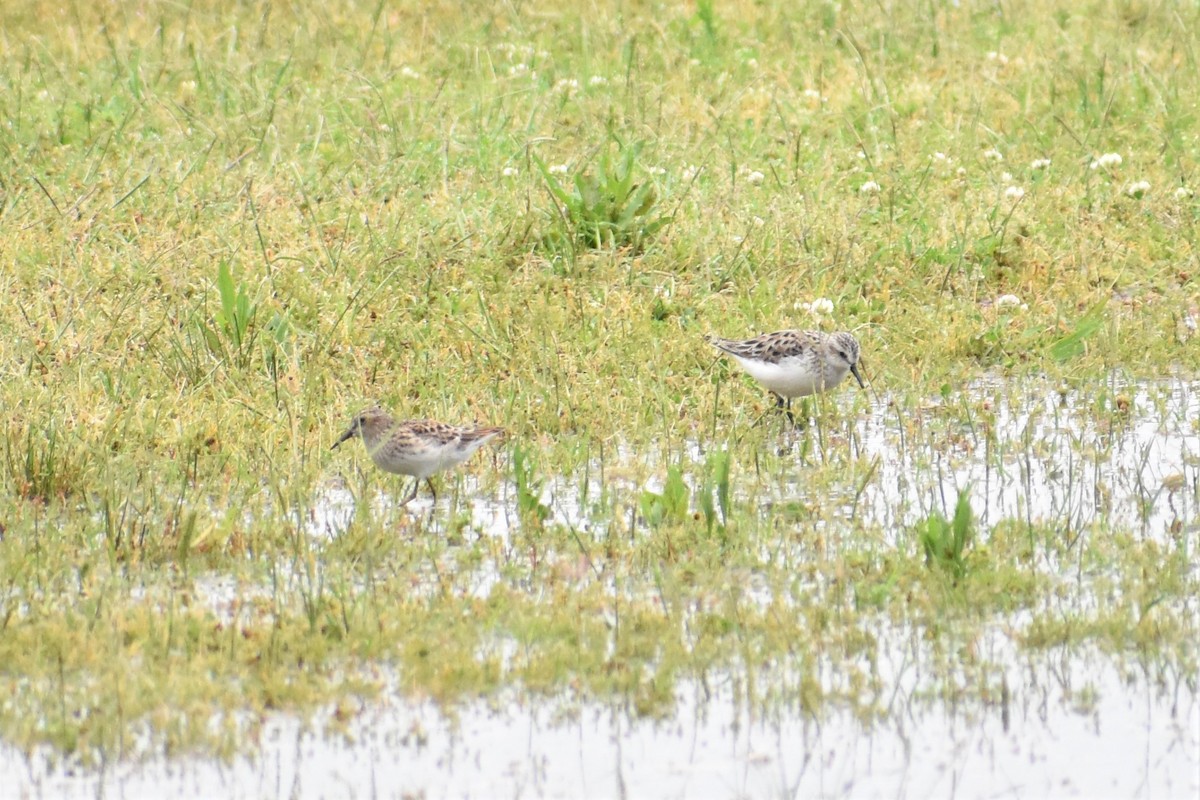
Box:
0;0;1197;766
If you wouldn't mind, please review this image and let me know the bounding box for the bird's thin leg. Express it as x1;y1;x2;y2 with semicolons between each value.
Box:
772;393;796;426
426;479;437;503
398;479;420;507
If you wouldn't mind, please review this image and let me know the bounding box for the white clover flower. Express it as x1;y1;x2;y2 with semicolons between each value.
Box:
509;63;529;76
1125;180;1151;198
807;298;834;316
931;152;950;163
588;75;608;86
745;170;765;186
1004;185;1025;201
1089;152;1122;170
983;148;1004;162
1001;171;1013;183
986;52;1010;65
1174;187;1193;199
554;78;579;92
399;66;421;80
646;166;666;176
501;166;519;177
802;88;826;103
548;164;568;175
994;294;1027;310
1031;158;1052;170
859;180;881;194
681;165;701;181
752;216;765;227
956;166;967;177
731;235;745;244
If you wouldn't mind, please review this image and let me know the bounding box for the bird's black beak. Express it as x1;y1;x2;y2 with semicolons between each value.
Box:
331;426;356;451
850;363;866;389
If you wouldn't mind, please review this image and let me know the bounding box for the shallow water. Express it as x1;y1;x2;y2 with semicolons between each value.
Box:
11;646;1197;799
9;380;1197;797
311;378;1199;546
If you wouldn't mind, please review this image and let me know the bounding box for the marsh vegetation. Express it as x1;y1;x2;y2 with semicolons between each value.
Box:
1;0;1197;795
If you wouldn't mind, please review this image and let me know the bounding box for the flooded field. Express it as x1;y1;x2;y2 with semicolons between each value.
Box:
13;653;1198;798
7;379;1196;798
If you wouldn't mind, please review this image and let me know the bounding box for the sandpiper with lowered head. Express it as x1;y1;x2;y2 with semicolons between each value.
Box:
332;407;505;505
707;329;865;421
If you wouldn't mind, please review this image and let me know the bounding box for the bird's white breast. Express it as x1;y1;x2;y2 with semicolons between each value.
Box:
733;354;847;398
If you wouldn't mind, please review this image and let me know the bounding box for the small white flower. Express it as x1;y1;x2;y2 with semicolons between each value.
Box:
502;166;519;177
930;152;953;175
548;164;568;175
1090;152;1122;170
983;148;1004;162
1125;180;1151;198
509;63;529;76
399;66;421;80
956;166;967;177
1001;171;1013;183
802;88;826;103
986;52;1010;65
1031;158;1052;170
807;298;834;316
681;165;701;181
1004;185;1025;201
554;78;579;92
746;170;765;186
752;216;765;227
648;166;667;176
746;58;759;69
1173;187;1193;199
588;75;608;86
689;58;701;67
994;294;1027;310
731;235;745;244
859;180;881;194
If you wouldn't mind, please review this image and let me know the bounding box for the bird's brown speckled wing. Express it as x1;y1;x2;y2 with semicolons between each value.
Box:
400;420;503;446
708;330;816;364
459;426;505;443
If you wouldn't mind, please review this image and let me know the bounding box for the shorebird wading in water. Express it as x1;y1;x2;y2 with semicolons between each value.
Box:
332;407;505;505
707;329;865;422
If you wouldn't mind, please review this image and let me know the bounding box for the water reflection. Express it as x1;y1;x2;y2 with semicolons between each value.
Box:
11;648;1196;798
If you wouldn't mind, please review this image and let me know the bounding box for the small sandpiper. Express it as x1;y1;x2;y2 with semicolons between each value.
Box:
707;329;865;421
332;407;505;505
